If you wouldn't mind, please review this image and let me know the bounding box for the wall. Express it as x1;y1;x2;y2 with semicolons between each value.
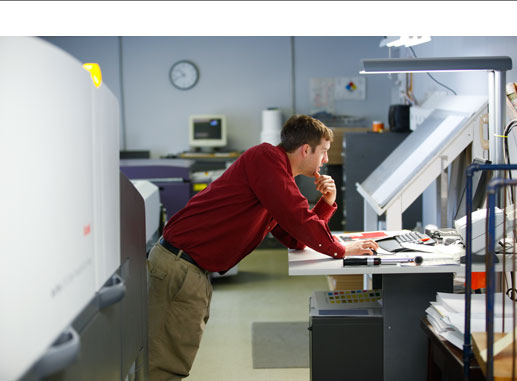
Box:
42;36;389;157
401;36;517;101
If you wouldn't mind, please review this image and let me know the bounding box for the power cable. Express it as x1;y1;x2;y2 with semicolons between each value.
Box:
408;46;457;96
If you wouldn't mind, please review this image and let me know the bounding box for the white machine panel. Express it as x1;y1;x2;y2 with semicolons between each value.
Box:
0;37;97;380
91;83;121;290
131;180;160;243
454;208;509;254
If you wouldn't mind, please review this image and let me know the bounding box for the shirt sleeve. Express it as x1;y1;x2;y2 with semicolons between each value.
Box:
246;146;346;258
271;198;337;250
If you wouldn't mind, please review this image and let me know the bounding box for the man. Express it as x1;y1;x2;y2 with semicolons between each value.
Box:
147;114;378;380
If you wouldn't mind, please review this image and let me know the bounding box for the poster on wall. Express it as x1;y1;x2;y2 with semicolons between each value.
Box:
310;76;366;113
334;77;366;100
310;77;335;113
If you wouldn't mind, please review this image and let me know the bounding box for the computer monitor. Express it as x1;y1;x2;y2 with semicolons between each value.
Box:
454;158;491;221
189;115;227;149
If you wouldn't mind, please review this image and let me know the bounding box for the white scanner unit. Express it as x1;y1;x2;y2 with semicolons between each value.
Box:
454;208;510;254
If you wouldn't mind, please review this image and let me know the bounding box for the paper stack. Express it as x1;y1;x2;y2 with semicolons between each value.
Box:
426;292;515;349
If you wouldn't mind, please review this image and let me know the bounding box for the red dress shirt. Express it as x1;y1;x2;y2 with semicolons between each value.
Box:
163;143;346;272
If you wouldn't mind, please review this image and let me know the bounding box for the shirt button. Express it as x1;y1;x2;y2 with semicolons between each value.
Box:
318;244;322;247
334;253;337;256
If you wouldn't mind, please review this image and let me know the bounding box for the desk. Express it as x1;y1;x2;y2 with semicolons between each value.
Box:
421;318;484;381
289;247;494;381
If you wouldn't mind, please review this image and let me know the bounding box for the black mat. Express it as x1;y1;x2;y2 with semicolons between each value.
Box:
251;321;309;369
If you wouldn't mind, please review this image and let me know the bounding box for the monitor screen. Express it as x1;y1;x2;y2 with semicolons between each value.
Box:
454;158;491;221
189;115;227;148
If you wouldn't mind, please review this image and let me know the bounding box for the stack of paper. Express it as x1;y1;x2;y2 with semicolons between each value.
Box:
426;292;515;349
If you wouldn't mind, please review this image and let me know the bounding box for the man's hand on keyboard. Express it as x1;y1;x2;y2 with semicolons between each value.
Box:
344;240;379;256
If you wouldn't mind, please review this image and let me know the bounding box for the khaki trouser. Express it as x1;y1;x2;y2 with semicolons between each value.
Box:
147;243;212;381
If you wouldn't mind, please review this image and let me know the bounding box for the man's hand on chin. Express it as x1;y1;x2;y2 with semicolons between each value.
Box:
314;171;337;205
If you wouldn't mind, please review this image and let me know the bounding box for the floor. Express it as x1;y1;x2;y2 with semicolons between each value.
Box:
187;248;328;381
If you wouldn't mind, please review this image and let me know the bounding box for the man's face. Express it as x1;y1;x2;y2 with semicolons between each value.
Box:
303;138;330;177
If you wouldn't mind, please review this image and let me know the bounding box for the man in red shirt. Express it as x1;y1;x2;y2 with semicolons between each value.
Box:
147;114;378;380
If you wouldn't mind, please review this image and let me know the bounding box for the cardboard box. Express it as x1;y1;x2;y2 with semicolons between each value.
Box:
327;274;364;291
327;126;370;165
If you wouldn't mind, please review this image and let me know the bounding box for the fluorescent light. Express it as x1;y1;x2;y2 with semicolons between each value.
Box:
404;36;432;47
360;56;512;74
380;36;432;48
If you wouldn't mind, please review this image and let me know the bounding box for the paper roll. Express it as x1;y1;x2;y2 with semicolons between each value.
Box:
262;109;282;132
260;130;280;145
261;108;282;144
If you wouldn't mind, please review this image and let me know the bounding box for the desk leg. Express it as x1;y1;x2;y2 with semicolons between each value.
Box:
382;273;453;381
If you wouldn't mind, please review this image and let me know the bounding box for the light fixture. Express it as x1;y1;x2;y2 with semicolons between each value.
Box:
379;36;431;48
360;56;512;166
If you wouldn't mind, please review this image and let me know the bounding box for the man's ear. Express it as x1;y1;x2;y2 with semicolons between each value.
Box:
301;144;310;158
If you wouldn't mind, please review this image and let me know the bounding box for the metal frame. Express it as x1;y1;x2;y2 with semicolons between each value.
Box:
359;56;512;231
463;164;517;380
484;176;517;381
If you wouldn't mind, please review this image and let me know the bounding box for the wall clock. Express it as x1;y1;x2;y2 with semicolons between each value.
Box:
169;60;199;90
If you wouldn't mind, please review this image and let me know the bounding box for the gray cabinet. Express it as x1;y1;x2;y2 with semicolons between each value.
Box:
343;132;422;231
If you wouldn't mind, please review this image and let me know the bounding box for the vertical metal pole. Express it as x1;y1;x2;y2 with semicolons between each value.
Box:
463;165;517;381
494;70;506;166
485;177;517;381
487;183;498;381
488;72;495;164
463;164;475;381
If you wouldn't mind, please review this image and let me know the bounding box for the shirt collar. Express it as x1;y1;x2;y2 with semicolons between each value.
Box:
275;144;293;177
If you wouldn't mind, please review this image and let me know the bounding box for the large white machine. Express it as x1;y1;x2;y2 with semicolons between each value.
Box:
0;37;121;381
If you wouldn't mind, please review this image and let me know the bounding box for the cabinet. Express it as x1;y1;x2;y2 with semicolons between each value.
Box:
343;132;423;231
295;127;369;231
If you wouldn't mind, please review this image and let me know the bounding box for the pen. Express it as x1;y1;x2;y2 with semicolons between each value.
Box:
343;256;423;266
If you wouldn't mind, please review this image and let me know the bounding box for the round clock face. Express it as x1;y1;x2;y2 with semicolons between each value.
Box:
169;60;199;90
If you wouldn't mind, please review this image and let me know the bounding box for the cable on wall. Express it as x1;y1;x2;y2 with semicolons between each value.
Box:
409;46;458;96
118;36;128;150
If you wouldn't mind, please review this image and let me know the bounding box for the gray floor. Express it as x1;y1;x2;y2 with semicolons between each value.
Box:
188;248;328;381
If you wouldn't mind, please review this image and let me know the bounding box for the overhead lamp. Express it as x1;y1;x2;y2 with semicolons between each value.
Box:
361;56;512;74
379;36;431;48
360;56;512;166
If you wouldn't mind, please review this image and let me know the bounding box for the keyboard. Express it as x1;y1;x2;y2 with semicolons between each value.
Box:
376;231;436;253
395;231;435;245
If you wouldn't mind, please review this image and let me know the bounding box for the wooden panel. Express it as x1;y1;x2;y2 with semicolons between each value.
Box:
472;331;517;381
328;126;370;165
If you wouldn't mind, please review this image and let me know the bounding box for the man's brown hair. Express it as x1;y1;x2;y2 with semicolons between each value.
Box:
280;114;333;153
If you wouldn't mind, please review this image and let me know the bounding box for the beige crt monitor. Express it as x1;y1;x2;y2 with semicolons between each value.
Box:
189;115;227;148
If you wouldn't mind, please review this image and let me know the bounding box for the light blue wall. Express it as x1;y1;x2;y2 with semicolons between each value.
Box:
42;36;389;157
294;36;392;121
121;37;291;155
42;36;517;159
404;36;517;101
